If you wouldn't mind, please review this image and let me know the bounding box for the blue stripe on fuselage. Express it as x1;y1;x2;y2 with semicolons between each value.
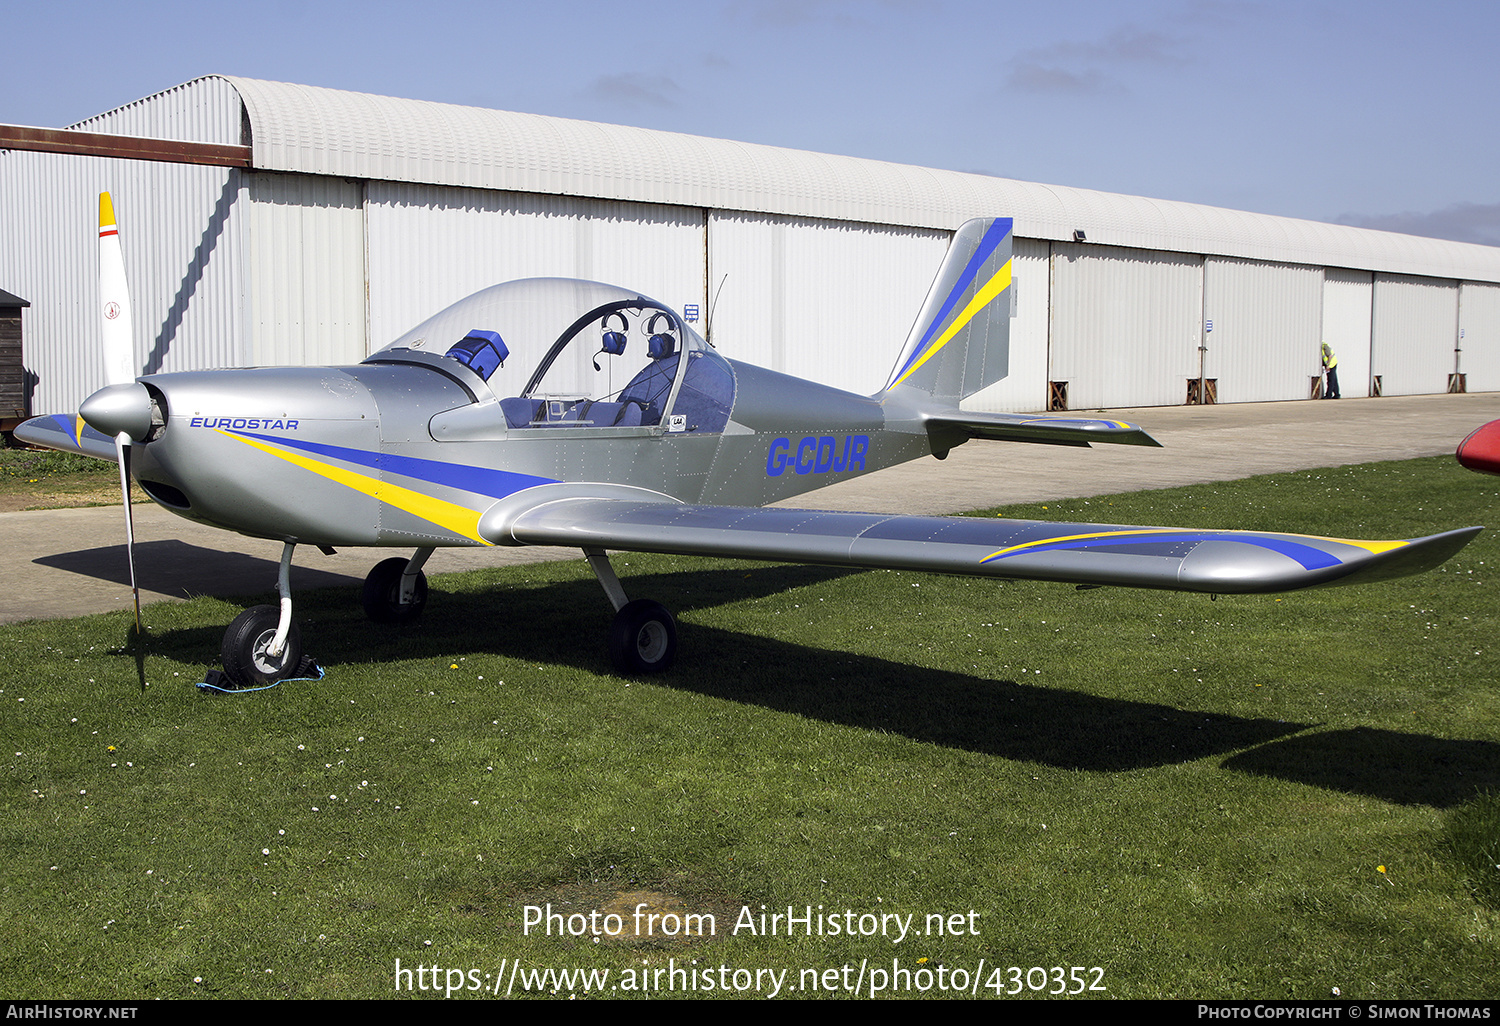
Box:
232;431;557;499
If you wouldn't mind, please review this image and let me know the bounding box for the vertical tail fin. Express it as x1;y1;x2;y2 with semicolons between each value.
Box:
882;217;1013;404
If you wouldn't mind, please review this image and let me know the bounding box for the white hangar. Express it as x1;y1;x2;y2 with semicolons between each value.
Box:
3;74;1499;418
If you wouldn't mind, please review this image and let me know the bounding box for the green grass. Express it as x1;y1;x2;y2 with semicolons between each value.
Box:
0;443;118;508
2;456;1498;999
0;444;111;483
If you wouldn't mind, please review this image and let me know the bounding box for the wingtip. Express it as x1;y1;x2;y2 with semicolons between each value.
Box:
13;413;118;461
1335;526;1484;586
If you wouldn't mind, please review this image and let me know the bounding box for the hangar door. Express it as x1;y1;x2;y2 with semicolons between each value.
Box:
1372;274;1459;396
1458;282;1500;392
365;182;707;355
1202;258;1322;404
248;173;366;367
1321;269;1373;398
1048;243;1202;409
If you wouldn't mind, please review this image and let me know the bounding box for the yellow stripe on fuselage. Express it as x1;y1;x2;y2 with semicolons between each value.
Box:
224;431;489;544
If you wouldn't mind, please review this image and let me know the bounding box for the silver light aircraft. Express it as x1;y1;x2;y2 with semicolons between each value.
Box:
16;197;1481;686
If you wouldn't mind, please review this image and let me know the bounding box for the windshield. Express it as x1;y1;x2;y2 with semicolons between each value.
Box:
374;278;733;432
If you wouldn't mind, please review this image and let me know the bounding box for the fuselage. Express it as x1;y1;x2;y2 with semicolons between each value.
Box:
127;355;927;548
62;277;940;549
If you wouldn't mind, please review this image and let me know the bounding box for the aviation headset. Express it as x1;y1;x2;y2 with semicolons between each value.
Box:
593;311;629;371
646;311;676;360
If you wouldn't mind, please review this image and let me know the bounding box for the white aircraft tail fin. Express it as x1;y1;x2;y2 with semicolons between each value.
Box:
882;217;1013;404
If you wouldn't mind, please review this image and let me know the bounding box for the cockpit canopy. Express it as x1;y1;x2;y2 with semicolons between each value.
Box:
371;278;733;432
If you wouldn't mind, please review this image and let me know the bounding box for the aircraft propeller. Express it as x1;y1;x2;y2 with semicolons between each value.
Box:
92;193;144;634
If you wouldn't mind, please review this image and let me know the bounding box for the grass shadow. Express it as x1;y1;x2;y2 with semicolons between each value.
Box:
1222;727;1500;808
35;539;361;596
152;562;1308;772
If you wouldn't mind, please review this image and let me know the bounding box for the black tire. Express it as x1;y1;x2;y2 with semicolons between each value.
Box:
362;557;428;624
221;605;303;688
607;599;678;674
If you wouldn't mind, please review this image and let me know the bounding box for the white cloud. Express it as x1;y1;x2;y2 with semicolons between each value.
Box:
1335;203;1500;247
579;73;683;110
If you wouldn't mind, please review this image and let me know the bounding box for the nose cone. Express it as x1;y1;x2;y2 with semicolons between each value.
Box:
80;382;153;442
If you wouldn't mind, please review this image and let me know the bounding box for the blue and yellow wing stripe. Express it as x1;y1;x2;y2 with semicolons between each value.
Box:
979;528;1409;572
12;414;119;460
496;499;1476;594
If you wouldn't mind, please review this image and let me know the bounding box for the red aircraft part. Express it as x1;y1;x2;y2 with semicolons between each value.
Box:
1456;419;1500;476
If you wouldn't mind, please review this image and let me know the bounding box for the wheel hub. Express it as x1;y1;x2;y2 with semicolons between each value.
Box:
250;630;290;676
635;622;668;662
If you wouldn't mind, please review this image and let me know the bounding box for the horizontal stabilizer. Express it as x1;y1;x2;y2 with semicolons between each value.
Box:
13;414;119;461
489;495;1481;595
925;410;1162;448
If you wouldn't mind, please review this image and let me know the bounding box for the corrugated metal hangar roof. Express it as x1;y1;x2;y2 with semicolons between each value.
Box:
70;74;1500;283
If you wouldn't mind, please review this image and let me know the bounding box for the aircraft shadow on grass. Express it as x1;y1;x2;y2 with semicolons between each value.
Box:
1222;729;1500;808
125;561;1324;774
35;539;361;597
64;544;1489;800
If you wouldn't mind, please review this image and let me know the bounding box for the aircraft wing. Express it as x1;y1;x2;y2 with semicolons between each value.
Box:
13;414;120;461
486;497;1480;594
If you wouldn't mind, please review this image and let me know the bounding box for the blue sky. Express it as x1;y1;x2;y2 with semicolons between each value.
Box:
6;0;1498;244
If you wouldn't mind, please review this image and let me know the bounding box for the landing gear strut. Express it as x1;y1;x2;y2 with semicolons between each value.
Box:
586;547;678;674
219;541;306;687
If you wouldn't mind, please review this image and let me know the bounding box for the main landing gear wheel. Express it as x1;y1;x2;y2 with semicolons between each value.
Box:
608;599;678;674
221;605;303;688
362;557;428;624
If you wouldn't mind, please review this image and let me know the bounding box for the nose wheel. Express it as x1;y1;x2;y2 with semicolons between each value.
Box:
221;605;304;687
214;542;316;689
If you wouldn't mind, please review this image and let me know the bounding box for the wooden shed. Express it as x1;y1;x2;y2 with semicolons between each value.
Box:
0;288;29;430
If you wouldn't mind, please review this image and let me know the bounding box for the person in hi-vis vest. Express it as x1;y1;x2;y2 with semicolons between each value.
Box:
1321;341;1340;399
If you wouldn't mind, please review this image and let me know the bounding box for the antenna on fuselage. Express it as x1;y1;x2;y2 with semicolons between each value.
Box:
705;274;728;348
